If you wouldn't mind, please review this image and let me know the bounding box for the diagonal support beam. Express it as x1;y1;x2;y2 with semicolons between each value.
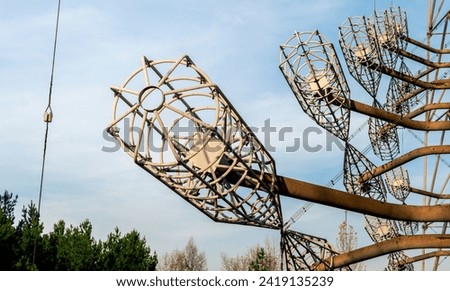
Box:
410;187;450;200
342;98;450;131
314;235;450;270
402;250;450;266
361;60;450;89
272;174;450;222
406;36;450;54
230;172;450;222
386;46;450;68
358;145;450;182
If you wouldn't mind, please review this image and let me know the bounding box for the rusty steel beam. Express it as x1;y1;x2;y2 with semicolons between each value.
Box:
407;102;450;119
406;36;450;54
228;170;450;222
361;60;450;89
394;86;427;106
410;187;450;200
258;174;450;222
393;47;450;68
402;250;450;266
358;145;450;182
373;103;450;139
314;235;450;270
392;65;446;106
342;98;450;131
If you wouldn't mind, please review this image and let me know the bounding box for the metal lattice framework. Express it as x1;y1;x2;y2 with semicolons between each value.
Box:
398;220;419;236
279;31;351;141
368;112;401;160
385;166;411;202
364;215;399;242
343;143;387;201
387;251;414;271
281;230;351;271
339;16;383;97
277;3;450;271
107;56;282;229
375;6;408;51
385;61;420;116
373;6;407;66
109;3;450;271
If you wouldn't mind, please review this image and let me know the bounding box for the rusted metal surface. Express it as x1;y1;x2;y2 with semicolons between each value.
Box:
343;98;450;131
358;145;450;182
314;235;450;270
272;174;450;222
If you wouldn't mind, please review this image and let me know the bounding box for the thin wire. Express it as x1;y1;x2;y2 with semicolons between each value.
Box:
37;124;50;215
33;0;62;266
46;0;62;109
37;0;61;215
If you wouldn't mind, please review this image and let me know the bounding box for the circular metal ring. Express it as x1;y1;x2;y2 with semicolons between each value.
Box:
138;85;165;112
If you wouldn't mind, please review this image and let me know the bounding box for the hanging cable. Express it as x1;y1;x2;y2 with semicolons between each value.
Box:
38;0;61;215
33;0;62;266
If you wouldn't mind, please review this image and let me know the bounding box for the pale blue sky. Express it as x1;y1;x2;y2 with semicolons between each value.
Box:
1;0;448;270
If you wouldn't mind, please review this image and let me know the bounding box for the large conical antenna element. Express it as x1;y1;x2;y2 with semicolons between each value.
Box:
107;55;283;229
280;30;351;141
